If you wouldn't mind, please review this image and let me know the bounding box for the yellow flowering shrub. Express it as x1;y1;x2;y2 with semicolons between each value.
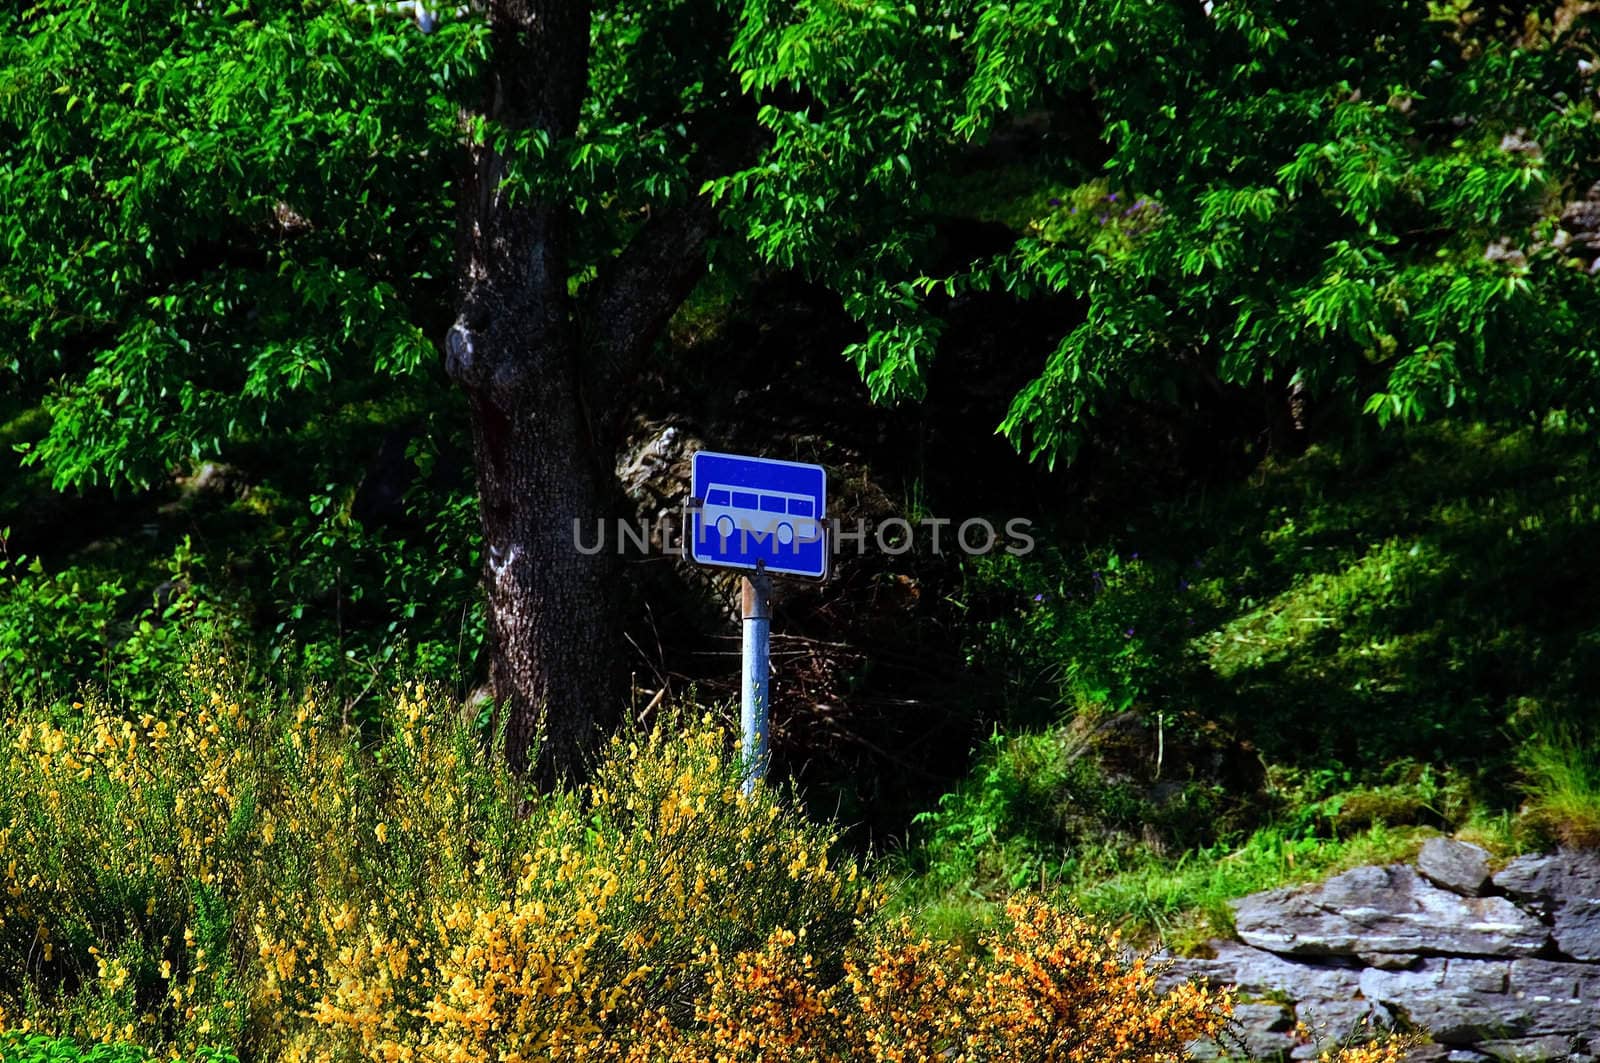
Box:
680;901;1231;1062
1;662;257;1051
0;659;1405;1061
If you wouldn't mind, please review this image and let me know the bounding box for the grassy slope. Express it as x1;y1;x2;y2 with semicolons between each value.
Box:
900;420;1600;951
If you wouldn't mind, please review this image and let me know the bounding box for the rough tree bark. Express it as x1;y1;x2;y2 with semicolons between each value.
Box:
447;0;724;784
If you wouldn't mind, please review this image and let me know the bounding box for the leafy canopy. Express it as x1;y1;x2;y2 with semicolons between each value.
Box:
7;1;1597;490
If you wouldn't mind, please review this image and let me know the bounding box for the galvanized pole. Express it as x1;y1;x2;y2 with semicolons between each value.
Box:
740;568;772;794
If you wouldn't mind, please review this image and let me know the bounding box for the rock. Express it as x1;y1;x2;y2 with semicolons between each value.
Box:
162;460;247;513
1560;183;1600;264
1188;1001;1296;1061
1293;996;1392;1051
616;419;700;549
1553;898;1600;962
1157;939;1364;999
1475;1035;1587;1061
1419;838;1493;897
1233;865;1548;959
1499;129;1541;157
1360;958;1600;1043
1492;851;1600;913
1493;850;1600;961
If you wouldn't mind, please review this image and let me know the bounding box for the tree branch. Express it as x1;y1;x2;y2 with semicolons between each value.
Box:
579;108;766;429
580;196;719;411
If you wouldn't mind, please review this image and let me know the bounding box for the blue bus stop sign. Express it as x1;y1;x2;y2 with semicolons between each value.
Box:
690;450;828;579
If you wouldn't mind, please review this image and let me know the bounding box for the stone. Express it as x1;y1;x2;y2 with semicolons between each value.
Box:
1157;939;1363;999
1388;1046;1456;1062
1492;850;1600;961
1553;898;1600;962
1361;951;1423;970
1360;957;1600;1044
1293;996;1392;1050
1419;838;1493;896
1188;1001;1296;1061
1492;851;1600;914
1475;1035;1587;1061
1233;865;1548;959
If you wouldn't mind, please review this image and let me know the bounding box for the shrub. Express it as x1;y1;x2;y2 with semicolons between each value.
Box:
906;728;1125;896
971;546;1205;722
0;660;1241;1061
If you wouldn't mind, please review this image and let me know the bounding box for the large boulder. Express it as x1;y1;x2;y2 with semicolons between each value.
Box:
1493;850;1600;962
1360;958;1600;1045
1233;865;1549;959
1419;837;1493;897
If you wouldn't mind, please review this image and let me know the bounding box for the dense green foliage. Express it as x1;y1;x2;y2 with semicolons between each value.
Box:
0;2;470;485
0;0;487;697
900;2;1600;463
5;0;1599;691
904;422;1600;944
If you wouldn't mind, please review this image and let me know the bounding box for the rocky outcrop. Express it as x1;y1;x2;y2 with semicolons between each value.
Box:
1360;958;1600;1045
1163;842;1600;1061
1234;864;1547;959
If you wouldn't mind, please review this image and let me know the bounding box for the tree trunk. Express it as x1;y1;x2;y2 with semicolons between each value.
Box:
464;375;621;783
446;0;620;783
446;0;734;783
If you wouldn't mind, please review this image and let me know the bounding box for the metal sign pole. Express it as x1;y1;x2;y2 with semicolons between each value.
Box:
740;568;772;794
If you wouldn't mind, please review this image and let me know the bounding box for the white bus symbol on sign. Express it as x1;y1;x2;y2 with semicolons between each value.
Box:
701;484;823;547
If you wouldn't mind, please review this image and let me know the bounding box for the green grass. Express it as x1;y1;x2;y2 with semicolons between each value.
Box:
0;1035;234;1063
1071;824;1432;953
1517;718;1600;849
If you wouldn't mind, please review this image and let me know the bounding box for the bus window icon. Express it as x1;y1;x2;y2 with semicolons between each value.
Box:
702;485;822;548
690;451;828;579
